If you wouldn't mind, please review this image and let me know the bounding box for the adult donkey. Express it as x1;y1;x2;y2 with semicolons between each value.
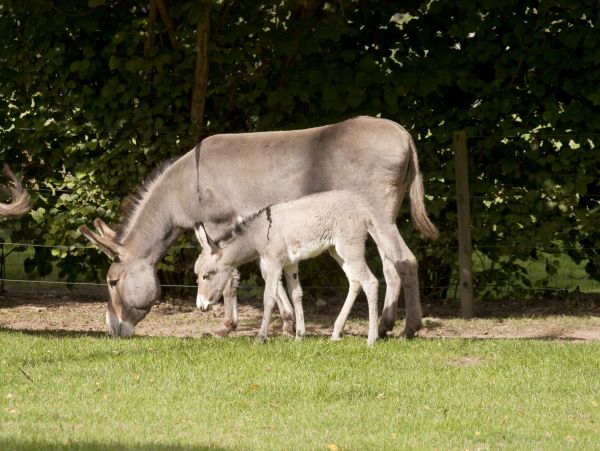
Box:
0;165;31;218
80;116;438;338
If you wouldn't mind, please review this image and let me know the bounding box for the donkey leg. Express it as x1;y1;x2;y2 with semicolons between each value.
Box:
378;224;421;338
284;265;305;340
379;258;401;338
395;254;421;339
256;264;282;342
258;261;295;336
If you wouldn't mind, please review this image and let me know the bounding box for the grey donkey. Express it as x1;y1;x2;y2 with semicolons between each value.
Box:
80;116;437;338
193;190;408;346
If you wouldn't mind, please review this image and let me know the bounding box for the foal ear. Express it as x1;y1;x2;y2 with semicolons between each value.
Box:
80;225;124;259
194;223;220;255
93;218;117;240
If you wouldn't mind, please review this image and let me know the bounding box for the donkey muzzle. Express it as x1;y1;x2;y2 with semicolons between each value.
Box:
196;294;211;311
106;311;135;337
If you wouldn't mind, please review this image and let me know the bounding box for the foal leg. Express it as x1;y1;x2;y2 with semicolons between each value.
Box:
330;247;380;345
329;249;360;341
214;285;238;338
284;264;305;340
331;280;362;341
258;261;295;337
276;283;296;337
377;223;422;339
256;262;282;343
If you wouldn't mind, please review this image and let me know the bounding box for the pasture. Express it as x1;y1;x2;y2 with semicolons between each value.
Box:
2;295;600;450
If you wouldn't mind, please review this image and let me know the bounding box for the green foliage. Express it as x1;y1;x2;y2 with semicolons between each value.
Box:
0;1;598;297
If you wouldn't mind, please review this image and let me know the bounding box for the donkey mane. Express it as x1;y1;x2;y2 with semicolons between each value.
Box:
214;205;272;246
115;157;178;243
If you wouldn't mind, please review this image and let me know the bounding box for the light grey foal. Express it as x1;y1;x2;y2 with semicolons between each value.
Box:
193;190;404;346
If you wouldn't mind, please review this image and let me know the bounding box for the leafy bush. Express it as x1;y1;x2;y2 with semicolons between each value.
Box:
1;1;598;298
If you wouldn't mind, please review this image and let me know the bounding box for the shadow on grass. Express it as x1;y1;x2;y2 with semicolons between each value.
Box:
421;295;600;319
0;326;108;339
0;439;230;451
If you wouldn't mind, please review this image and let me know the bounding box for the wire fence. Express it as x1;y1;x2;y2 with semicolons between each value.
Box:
0;240;598;302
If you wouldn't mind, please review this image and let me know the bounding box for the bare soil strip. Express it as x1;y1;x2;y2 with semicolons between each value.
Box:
1;293;599;341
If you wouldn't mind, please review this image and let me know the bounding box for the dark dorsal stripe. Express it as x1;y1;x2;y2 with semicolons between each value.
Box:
214;205;273;246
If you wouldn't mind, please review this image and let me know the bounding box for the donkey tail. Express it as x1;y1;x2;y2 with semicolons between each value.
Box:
406;135;439;240
0;164;31;218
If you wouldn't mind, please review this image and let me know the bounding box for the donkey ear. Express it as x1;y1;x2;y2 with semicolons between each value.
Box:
80;225;124;259
93;218;117;240
194;223;220;255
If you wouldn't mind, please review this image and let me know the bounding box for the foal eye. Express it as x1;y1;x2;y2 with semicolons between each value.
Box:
202;274;211;280
108;279;119;288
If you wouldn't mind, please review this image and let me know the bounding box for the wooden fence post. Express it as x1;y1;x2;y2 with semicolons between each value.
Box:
453;131;474;318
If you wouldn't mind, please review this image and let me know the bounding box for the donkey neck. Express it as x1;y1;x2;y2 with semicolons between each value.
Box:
217;213;268;268
219;233;260;268
117;156;198;264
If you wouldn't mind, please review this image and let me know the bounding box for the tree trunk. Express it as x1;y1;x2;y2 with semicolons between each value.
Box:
144;0;158;54
190;1;210;143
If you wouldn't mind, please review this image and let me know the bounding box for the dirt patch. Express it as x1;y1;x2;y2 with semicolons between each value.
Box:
1;291;599;341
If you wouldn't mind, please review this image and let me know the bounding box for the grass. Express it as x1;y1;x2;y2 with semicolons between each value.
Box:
1;332;600;450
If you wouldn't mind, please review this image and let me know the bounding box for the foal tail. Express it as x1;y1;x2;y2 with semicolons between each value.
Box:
405;135;439;240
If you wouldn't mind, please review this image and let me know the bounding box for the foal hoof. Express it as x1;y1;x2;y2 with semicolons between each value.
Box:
255;334;267;343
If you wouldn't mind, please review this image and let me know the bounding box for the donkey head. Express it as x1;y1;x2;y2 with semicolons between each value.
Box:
193;223;236;311
80;219;160;337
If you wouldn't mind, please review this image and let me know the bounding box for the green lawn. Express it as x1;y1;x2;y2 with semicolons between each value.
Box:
1;332;599;450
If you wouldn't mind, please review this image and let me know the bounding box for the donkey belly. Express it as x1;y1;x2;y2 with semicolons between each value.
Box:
286;239;332;265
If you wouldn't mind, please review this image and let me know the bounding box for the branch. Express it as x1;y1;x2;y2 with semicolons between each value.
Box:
277;0;317;89
155;0;179;50
144;0;158;55
190;2;211;142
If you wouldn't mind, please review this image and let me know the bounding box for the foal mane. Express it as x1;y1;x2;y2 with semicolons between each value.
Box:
214;205;272;246
115;157;178;243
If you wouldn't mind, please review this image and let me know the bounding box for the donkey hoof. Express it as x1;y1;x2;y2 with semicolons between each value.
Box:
282;322;295;337
402;325;421;339
378;320;395;338
255;335;267;343
331;334;342;341
212;327;230;338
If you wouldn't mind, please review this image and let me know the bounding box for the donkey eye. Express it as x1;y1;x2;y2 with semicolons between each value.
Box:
202;274;211;280
108;279;119;288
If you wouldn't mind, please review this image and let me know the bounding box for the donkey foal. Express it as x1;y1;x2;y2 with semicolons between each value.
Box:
193;190;401;346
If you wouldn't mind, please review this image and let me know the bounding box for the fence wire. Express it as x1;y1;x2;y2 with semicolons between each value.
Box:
0;241;598;301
